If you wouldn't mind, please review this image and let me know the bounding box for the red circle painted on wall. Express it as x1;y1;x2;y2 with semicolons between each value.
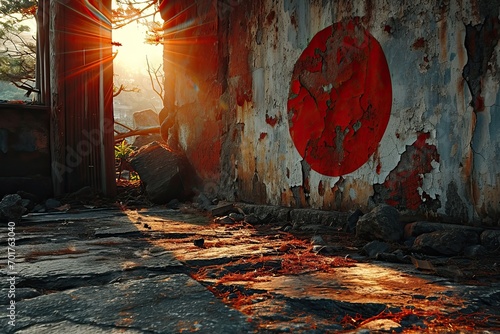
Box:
287;19;392;176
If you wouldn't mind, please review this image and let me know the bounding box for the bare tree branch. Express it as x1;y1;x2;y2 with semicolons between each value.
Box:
146;55;164;101
113;83;140;97
112;1;160;29
114;126;160;142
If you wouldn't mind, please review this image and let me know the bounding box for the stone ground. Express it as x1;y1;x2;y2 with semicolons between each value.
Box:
1;203;500;333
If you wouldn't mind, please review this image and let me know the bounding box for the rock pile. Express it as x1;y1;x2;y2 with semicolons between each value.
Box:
350;204;500;261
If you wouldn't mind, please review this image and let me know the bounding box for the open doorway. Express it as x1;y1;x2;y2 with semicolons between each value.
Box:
111;0;165;188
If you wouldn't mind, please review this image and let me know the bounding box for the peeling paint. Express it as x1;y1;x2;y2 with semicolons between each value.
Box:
372;133;440;211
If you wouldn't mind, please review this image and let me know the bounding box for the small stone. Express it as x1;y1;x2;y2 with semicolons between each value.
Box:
228;212;245;222
194;238;205;248
362;240;391;258
211;203;236;217
148;246;165;254
312;245;326;253
310;235;325;246
345;208;363;233
359;319;402;333
214;216;234;224
194;193;212;211
0;194;27;222
45;198;62;210
312;244;342;255
243;213;260;225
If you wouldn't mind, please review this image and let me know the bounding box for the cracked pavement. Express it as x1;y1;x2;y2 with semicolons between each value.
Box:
1;205;499;333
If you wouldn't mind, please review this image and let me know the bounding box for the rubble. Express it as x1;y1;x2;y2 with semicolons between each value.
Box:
2;195;500;332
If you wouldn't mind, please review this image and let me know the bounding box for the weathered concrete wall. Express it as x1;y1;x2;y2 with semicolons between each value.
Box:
161;0;500;224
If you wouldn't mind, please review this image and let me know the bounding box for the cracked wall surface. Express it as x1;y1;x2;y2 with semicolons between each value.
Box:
160;0;500;224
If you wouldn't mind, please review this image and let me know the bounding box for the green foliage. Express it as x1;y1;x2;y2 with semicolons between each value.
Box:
115;140;139;181
0;0;37;96
0;0;37;17
115;140;135;160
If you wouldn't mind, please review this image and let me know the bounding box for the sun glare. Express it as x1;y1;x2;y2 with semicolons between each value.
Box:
112;1;163;73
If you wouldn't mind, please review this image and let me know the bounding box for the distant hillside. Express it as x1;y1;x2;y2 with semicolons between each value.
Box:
0;81;29;101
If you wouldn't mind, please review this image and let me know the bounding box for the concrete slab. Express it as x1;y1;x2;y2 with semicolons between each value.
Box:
2;275;252;334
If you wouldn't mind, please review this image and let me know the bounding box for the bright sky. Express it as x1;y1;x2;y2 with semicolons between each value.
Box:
112;1;163;74
113;22;163;73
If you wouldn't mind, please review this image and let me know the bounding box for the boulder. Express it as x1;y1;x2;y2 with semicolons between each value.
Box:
412;229;479;256
356;204;402;242
404;221;483;238
133;109;160;128
129;142;197;204
480;230;500;252
132;109;163;148
0;194;27;222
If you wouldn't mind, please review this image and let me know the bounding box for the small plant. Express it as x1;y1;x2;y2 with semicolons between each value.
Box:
115;140;137;180
115;140;134;160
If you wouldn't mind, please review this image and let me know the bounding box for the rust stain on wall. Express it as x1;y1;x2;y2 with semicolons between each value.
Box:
412;37;426;49
373;133;440;212
265;114;279;127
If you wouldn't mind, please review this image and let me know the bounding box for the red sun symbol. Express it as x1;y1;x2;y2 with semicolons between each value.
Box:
287;19;392;176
